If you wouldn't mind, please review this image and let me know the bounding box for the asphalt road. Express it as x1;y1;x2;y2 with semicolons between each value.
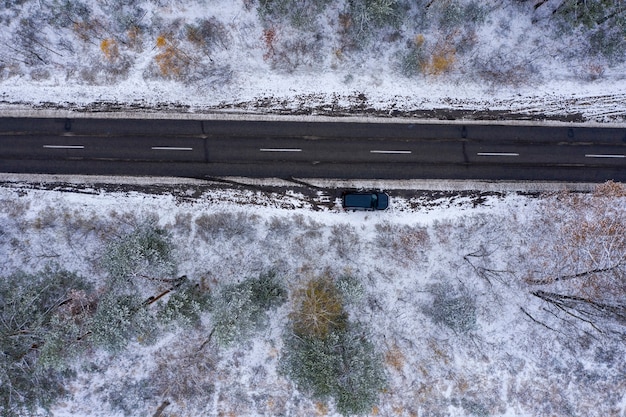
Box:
0;117;625;181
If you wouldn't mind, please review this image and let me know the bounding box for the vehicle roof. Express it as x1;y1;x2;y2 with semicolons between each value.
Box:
343;193;375;206
342;191;389;210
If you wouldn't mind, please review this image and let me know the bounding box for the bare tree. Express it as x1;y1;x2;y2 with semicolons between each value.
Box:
524;182;626;335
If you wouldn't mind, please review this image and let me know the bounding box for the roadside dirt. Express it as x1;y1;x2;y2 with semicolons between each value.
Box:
0;177;529;212
0;95;589;123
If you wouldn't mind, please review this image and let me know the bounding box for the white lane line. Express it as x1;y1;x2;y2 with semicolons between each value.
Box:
151;146;193;151
43;145;84;149
370;150;412;154
259;148;302;152
477;152;519;157
585;154;625;158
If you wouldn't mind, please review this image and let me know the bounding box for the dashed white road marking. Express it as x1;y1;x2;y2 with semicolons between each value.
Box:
370;150;412;154
259;148;302;152
477;152;519;157
585;154;625;158
43;145;84;149
151;146;193;151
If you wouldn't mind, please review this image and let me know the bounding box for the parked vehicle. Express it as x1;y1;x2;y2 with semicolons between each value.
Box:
341;191;389;210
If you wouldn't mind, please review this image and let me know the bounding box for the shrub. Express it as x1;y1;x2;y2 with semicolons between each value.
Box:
195;211;259;241
108;3;146;33
101;219;176;285
106;376;156;416
126;25;143;51
266;215;294;237
335;274;365;304
258;0;293;19
589;28;626;63
555;0;620;28
435;0;487;30
329;224;361;259
438;0;464;29
211;272;287;346
170;212;193;235
262;27;277;60
290;277;347;338
38;289;97;371
424;284;477;333
384;343;405;373
259;0;331;29
593;180;626;197
396;34;427;76
349;0;402;32
89;293;157;351
185;17;229;52
61;208;111;240
30;67;50;80
422;34;457;75
46;0;92;28
474;50;537;87
266;35;324;73
281;324;386;416
463;1;488;25
375;221;430;264
150;334;217;406
0;267;89;415
32;205;59;229
158;282;211;328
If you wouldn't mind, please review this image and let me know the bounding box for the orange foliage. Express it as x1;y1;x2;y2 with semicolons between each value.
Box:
413;33;456;75
156;35;168;48
154;34;189;77
428;49;456;74
100;38;119;62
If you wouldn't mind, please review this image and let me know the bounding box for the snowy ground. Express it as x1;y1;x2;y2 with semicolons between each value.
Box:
1;0;626;414
1;176;625;417
1;0;626;122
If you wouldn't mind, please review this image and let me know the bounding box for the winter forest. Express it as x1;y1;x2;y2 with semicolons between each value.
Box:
1;0;626;415
1;0;626;119
1;179;625;416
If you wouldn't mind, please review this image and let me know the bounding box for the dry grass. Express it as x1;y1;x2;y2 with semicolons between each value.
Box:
375;222;431;265
1;197;30;219
593;180;626;197
314;401;328;416
385;343;406;373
